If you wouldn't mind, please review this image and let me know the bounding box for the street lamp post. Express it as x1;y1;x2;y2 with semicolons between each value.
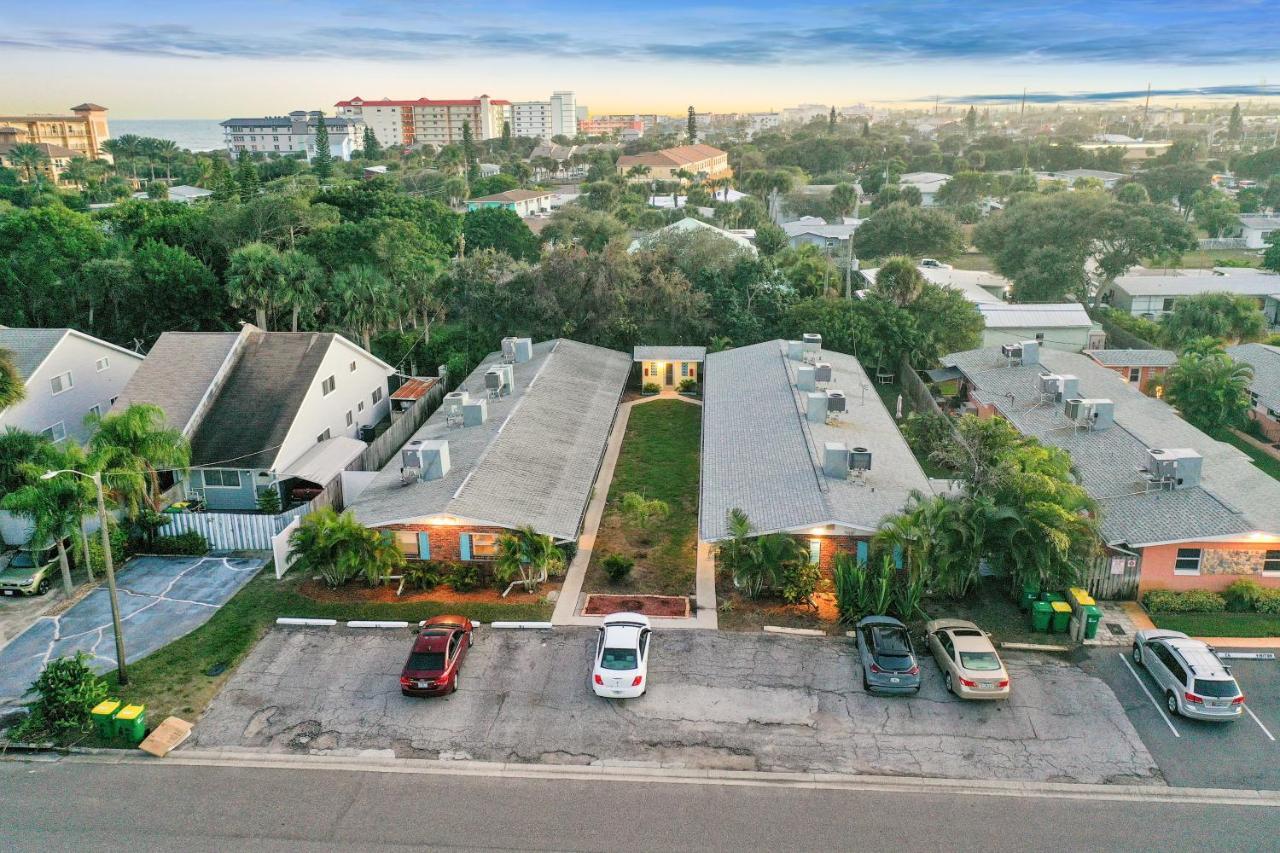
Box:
43;469;127;684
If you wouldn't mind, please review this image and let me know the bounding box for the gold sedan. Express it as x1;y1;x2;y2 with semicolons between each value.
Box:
924;619;1011;700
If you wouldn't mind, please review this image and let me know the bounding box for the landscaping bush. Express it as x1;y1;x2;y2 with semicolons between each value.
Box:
7;652;107;742
256;488;282;515
1143;589;1227;614
1255;588;1280;615
900;412;956;462
148;531;210;556
641;382;660;395
677;378;698;393
1224;579;1263;612
779;559;821;606
80;521;128;577
602;553;634;582
403;561;442;591
446;562;480;592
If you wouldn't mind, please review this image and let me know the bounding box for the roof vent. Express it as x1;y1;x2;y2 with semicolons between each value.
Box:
849;446;872;471
400;439;450;482
826;389;847;413
1143;448;1202;490
823;442;849;479
797;365;816;392
814;362;832;383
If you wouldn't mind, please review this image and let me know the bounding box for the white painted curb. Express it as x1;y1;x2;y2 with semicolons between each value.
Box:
276;618;338;627
489;621;554;630
347;620;410;629
763;625;827;637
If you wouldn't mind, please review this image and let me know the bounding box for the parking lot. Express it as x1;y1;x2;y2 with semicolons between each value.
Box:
1080;647;1280;790
194;626;1159;784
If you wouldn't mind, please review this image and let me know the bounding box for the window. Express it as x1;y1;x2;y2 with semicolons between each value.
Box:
50;371;74;395
395;530;420;558
1264;550;1280;576
808;539;821;565
40;422;67;442
88;405;101;419
681;362;690;377
357;400;365;413
1162;297;1176;312
1128;367;1141;383
321;375;336;396
372;387;384;405
317;428;331;443
349;360;357;373
470;533;499;559
203;469;241;488
1174;547;1203;575
1035;332;1045;342
1250;391;1260;406
346;410;354;427
95;357;110;372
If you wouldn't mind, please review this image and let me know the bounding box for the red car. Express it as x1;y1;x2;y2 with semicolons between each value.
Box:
399;615;474;697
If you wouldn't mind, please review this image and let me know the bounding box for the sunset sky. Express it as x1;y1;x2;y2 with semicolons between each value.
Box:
3;1;1278;117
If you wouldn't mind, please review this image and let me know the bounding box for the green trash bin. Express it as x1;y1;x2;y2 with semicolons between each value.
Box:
1083;604;1102;640
1031;601;1053;632
90;699;121;739
1040;591;1066;604
1019;581;1040;611
1050;600;1072;633
114;704;146;745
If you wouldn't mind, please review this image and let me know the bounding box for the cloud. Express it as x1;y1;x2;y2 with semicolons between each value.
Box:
937;84;1280;105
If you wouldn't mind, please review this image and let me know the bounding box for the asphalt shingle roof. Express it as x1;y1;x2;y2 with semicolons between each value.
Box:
1085;349;1177;368
976;303;1093;329
111;331;243;435
349;339;630;541
633;346;706;363
943;347;1280;545
699;340;930;541
0;328;69;379
1227;343;1280;414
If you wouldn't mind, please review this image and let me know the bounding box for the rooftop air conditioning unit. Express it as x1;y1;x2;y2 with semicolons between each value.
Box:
1000;342;1023;361
1039;374;1062;396
823;442;849;480
814;362;833;383
797;365;816;392
512;337;534;364
462;398;488;427
826;389;847;412
484;368;504;394
501;336;518;362
849;446;872;471
787;340;805;361
1145;448;1202;489
1064;398;1085;421
802;332;822;353
400;439;451;482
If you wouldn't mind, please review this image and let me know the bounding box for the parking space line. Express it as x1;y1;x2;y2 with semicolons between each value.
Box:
1118;653;1180;738
1244;705;1276;742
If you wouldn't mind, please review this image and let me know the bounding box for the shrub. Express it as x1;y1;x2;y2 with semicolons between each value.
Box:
1224;579;1263;612
80;521;128;576
641;382;660;394
148;531;209;556
900;412;955;461
677;378;698;393
779;559;821;605
557;541;577;569
602;553;634;582
620;492;670;531
1143;589;1227;614
447;561;480;592
8;652;107;742
256;488;282;514
1255;588;1280;614
404;561;442;591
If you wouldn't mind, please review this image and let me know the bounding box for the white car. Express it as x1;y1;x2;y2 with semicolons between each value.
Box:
592;612;651;699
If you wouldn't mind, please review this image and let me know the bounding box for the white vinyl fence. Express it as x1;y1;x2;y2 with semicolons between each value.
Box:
163;501;312;551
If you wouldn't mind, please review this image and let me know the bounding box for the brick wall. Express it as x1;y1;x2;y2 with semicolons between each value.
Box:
382;523;511;563
794;534;866;577
1248;410;1280;442
1138;540;1280;595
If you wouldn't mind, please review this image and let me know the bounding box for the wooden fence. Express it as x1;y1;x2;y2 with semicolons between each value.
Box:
898;357;945;418
1197;237;1248;250
1080;551;1142;600
352;375;446;473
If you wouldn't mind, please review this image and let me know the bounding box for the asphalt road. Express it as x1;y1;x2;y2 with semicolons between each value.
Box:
2;758;1277;852
1080;647;1280;790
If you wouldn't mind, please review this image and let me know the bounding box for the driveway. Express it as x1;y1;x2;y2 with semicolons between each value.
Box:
0;555;266;705
194;627;1158;784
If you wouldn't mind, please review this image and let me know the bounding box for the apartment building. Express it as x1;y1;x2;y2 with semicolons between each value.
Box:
510;91;577;139
220;111;363;160
334;95;511;150
616;144;731;182
580;117;645;136
0;103;111;161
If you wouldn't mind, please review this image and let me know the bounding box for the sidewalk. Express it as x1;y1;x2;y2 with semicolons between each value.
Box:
552;394;716;629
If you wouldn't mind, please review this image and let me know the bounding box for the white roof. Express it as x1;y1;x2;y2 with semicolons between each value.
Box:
782;221;859;239
859;267;1006;306
1240;215;1280;230
1110;268;1280;298
281;436;367;485
899;171;951;191
977;303;1093;328
648;189;749;209
627;216;757;255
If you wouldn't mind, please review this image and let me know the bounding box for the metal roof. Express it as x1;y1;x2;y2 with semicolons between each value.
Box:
626;217;757;256
1084;349;1177;368
977;303;1093;328
943;347;1280;546
280;436;366;485
390;377;439;402
1227;343;1280;414
699;340;930;542
1108;268;1280;298
633;346;706;363
349;339;631;541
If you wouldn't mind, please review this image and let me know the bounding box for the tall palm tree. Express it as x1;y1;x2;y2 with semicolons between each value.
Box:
1;443;96;596
153;139;179;181
0;347;25;410
7;143;50;188
333;265;396;350
278;250;324;332
138;137;162;181
873;256;927;307
226;241;285;329
87;403;190;517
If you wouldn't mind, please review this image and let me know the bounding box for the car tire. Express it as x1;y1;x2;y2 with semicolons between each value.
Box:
36;578;51;595
862;673;870;692
451;674;459;694
945;672;954;694
1132;644;1143;666
1165;690;1180;717
468;633;474;648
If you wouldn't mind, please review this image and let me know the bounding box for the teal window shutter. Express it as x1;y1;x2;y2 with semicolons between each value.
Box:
417;532;430;560
459;533;471;561
856;540;869;565
893;545;903;569
808;539;821;566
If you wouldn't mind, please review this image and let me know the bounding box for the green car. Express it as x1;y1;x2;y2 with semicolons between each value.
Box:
0;544;62;596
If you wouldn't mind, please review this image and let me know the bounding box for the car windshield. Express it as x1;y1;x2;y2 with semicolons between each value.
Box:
600;648;638;670
1194;679;1240;698
406;652;445;671
959;651;1002;671
10;552;37;569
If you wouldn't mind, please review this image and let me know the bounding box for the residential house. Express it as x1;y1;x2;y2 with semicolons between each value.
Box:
131;184;213;203
466;189;554;216
626;216;757;256
1105;268;1280;324
349;338;631;563
110;326;393;511
0;103;110;162
0;327;143;445
943;343;1280;597
782;218;861;259
616;144;731;183
334;95;511;149
648;188;749;210
634;346;705;390
1226;343;1280;441
700;337;931;574
899;171;951;206
1080;140;1174;162
975;303;1102;353
1239;215;1280;250
1084;349;1177;396
1036;169;1127;189
221;111;363;160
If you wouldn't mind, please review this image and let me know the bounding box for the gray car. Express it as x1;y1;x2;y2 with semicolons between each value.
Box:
1132;629;1244;722
854;615;921;695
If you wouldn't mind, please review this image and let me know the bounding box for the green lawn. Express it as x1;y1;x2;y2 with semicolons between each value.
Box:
946;253;996;271
95;568;550;726
586;399;700;595
1151;611;1280;638
1171;248;1262;270
1213;429;1280;483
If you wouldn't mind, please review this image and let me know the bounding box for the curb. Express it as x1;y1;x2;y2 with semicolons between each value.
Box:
489;621;553;630
347;620;410;629
1001;642;1072;653
763;626;828;637
276;618;337;627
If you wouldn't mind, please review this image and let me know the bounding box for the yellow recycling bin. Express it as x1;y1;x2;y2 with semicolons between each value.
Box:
91;699;121;739
1067;587;1096;609
1050;600;1072;633
114;704;147;745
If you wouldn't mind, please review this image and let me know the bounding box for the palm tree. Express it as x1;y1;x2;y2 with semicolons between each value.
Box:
333;265;397;349
1163;350;1254;432
444;175;470;208
288;507;405;588
62;156;92;190
226;242;285;329
1;443;96;596
7;143;50;188
87;403;190;518
0;347;25;410
494;526;562;594
138;137;163;181
0;428;50;494
278;250;324;332
153;139;179;181
873;256;927;307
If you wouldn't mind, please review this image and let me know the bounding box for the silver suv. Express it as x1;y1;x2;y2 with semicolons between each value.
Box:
1132;629;1244;721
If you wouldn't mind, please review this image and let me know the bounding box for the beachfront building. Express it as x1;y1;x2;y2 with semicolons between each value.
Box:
221;111;363;160
333;96;511;150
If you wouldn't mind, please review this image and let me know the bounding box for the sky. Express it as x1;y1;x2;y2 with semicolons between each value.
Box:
3;1;1279;118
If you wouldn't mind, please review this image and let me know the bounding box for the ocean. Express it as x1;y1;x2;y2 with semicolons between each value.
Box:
110;119;225;152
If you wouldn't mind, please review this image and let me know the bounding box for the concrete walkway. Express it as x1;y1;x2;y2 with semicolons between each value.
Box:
553;394;716;629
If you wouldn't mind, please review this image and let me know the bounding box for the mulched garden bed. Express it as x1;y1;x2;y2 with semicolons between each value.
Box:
582;593;690;618
298;578;555;607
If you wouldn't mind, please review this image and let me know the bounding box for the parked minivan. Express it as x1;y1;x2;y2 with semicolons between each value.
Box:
1132;629;1244;721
